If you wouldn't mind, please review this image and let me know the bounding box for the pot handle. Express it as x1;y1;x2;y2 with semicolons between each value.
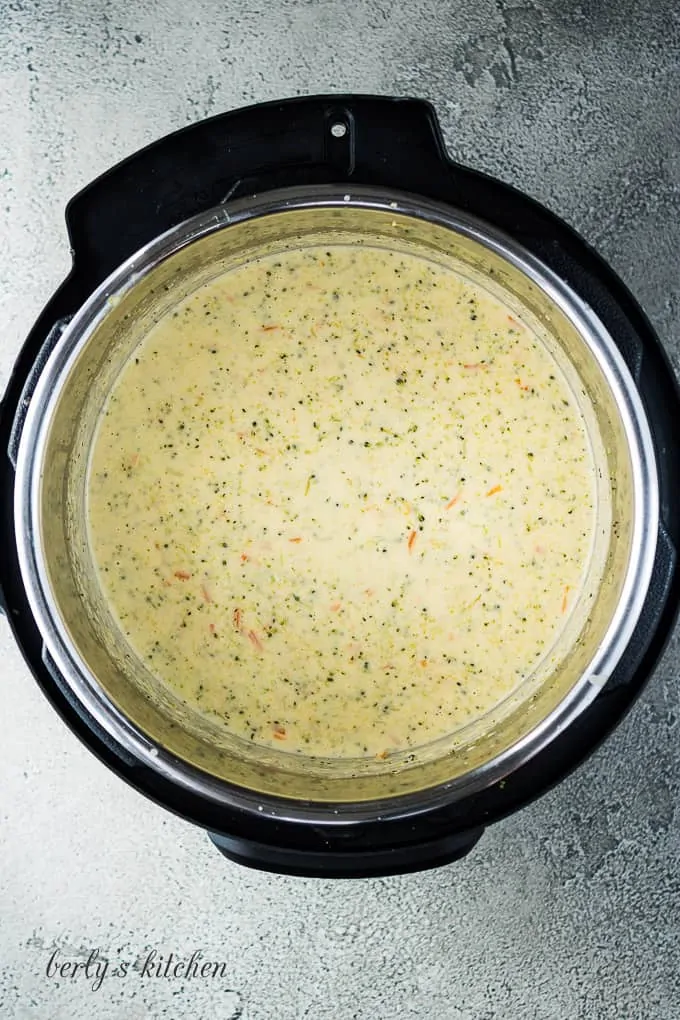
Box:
7;316;72;470
215;96;456;204
64;96;458;289
207;825;485;878
605;520;677;692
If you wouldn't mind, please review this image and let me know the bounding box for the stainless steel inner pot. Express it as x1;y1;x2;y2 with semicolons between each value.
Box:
13;187;658;816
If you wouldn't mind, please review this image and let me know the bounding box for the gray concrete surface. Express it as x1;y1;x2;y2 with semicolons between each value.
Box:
1;2;679;1018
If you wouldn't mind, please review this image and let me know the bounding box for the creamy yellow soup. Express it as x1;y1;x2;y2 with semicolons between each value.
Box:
87;244;595;759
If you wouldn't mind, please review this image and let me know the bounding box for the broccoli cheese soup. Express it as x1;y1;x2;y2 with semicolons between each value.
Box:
87;244;596;759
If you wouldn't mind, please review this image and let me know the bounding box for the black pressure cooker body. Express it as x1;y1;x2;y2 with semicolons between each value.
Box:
1;96;678;878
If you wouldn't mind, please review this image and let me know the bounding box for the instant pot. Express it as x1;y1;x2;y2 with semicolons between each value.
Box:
1;95;679;877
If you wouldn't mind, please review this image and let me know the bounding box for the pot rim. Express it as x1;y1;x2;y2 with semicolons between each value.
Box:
13;184;659;824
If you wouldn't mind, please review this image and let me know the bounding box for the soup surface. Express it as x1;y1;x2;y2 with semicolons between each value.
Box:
88;244;596;758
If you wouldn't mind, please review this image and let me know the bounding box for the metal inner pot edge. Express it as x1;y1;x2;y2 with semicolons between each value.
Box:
13;187;659;820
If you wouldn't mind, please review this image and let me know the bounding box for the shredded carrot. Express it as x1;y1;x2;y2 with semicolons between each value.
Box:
209;623;217;635
173;570;191;580
462;362;486;370
233;608;243;632
561;585;571;614
508;314;520;327
330;602;342;612
445;491;462;510
375;749;389;760
200;583;212;603
407;529;417;552
289;536;303;544
240;553;249;563
419;659;428;668
261;324;280;332
247;629;263;652
364;588;375;597
486;484;503;497
515;377;530;392
273;724;287;740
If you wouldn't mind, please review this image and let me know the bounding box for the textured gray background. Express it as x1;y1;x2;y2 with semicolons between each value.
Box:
1;2;679;1018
